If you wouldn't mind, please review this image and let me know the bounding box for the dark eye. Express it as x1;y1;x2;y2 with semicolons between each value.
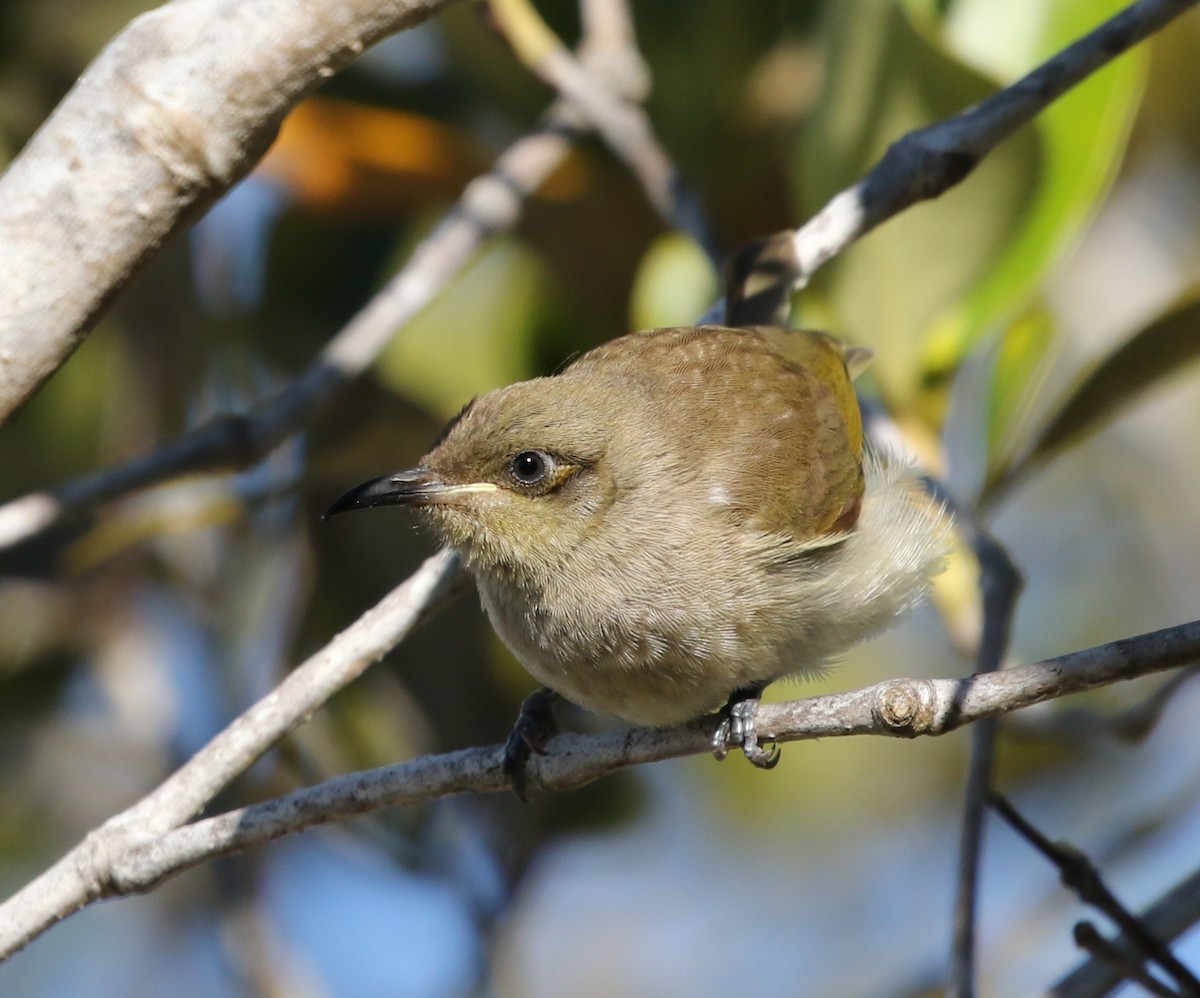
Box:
511;450;551;485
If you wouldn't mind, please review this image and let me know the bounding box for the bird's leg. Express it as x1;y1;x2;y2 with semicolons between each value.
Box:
711;682;781;769
502;687;560;801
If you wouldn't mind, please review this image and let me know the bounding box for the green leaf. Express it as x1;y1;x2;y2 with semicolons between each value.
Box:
920;0;1148;380
795;1;1039;406
629;233;719;331
983;288;1200;505
985;306;1057;473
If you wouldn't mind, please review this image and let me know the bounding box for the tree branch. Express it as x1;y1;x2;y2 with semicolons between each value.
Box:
1054;863;1200;997
784;0;1200;289
932;483;1024;998
0;0;463;425
2;615;1195;961
489;0;718;259
991;793;1200;995
0;9;646;552
0;548;463;960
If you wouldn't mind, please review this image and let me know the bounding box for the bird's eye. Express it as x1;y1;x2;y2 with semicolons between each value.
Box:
510;450;551;485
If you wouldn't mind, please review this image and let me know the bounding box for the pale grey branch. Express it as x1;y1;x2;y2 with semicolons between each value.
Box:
0;6;648;553
0;0;461;425
3;614;1195;963
491;0;715;257
0;549;462;960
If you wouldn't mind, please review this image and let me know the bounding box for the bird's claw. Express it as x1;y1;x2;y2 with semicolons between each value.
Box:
502;688;558;801
712;697;781;769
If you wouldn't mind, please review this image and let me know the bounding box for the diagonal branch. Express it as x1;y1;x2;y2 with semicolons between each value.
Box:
991;793;1200;995
0;548;463;960
0;0;463;425
1054;863;1200;997
0;10;650;553
489;0;719;259
785;0;1200;288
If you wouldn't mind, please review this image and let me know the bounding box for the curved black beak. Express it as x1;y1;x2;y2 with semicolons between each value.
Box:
324;467;438;520
324;467;497;520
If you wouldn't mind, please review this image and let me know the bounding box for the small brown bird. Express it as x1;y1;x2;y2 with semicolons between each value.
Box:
327;325;948;781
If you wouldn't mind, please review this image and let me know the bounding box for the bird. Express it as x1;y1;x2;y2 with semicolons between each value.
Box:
326;323;949;789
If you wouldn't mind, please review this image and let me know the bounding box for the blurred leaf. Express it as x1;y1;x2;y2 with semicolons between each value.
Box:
258;97;487;220
629;233;719;330
920;0;1147;381
795;1;1038;406
984;307;1057;473
375;236;558;418
984;288;1200;504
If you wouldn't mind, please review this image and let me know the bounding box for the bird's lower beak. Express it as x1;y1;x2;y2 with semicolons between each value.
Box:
323;467;497;519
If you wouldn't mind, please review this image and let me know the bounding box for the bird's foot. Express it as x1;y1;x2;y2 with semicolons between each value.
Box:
712;690;780;769
502;687;559;801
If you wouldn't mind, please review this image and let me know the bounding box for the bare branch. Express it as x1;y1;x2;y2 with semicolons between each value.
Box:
1055;865;1200;997
0;22;642;553
0;0;461;425
925;481;1024;998
0;549;462;960
578;0;645;77
3;612;1197;961
1007;666;1200;743
488;0;717;258
786;0;1200;288
991;793;1200;995
1069;924;1183;998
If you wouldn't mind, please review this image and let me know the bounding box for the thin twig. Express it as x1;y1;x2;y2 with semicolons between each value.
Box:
1071;923;1183;998
991;793;1200;995
488;0;719;260
921;480;1024;998
785;0;1200;287
1055;865;1200;997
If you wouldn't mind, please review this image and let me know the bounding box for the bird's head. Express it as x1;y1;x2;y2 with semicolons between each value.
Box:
325;376;623;578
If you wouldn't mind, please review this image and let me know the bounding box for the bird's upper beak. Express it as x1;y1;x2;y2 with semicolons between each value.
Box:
323;467;497;519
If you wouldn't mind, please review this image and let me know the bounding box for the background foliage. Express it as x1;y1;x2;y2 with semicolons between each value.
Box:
2;1;1200;995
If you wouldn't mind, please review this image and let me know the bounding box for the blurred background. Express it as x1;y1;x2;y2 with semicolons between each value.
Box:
2;0;1200;995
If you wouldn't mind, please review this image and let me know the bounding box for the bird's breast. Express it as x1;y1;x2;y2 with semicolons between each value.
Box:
469;524;789;726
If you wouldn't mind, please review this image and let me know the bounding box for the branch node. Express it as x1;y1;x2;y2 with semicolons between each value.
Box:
874;679;937;736
124;100;214;187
